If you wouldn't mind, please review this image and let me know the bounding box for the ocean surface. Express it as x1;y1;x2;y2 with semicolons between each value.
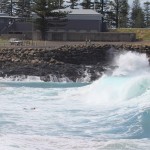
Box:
0;51;150;150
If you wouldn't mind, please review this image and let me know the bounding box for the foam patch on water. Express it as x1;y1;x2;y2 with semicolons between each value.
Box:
1;51;150;150
0;76;41;82
113;51;149;76
0;74;91;83
1;135;150;150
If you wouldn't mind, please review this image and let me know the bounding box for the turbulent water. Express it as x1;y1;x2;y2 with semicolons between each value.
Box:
0;51;150;150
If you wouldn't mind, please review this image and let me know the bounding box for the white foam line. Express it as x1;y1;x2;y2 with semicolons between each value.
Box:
1;134;150;150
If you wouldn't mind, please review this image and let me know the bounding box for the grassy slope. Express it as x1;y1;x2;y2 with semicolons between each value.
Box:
109;28;150;41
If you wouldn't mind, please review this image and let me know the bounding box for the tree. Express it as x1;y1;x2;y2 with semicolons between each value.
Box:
33;0;66;40
108;0;129;28
81;0;92;9
93;0;110;27
131;0;144;28
143;1;150;28
33;0;51;40
118;0;129;27
0;0;13;15
49;0;64;9
67;0;78;9
55;0;64;9
92;0;102;12
15;0;31;19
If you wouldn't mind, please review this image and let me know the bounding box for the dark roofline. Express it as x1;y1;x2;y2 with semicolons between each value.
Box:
0;16;19;19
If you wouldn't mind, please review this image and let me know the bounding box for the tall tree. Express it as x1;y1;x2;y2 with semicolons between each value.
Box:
67;0;78;9
81;0;92;9
33;0;51;40
118;0;129;27
49;0;64;9
108;0;129;28
131;0;144;28
0;0;13;15
143;1;150;28
59;0;64;9
15;0;31;19
93;0;101;11
33;0;66;40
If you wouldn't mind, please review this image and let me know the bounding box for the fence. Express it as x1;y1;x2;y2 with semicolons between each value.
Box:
0;31;136;46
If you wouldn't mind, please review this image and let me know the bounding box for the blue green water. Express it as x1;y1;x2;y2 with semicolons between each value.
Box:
0;51;150;149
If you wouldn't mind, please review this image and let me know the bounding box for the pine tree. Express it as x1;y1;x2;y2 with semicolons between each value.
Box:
0;0;13;15
67;0;78;9
97;0;109;24
33;0;66;40
143;1;150;28
49;0;64;9
33;0;51;40
15;0;31;19
118;0;129;28
59;0;64;9
93;0;102;12
108;0;129;28
81;0;92;9
131;0;144;28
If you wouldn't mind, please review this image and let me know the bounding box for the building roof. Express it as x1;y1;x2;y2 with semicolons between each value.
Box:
0;13;8;16
0;13;19;19
55;9;102;21
63;9;101;15
56;8;102;15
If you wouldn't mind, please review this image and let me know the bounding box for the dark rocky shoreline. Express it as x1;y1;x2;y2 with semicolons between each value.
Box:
0;44;150;82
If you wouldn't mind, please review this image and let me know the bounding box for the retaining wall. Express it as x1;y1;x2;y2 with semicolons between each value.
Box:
47;32;136;42
1;31;136;42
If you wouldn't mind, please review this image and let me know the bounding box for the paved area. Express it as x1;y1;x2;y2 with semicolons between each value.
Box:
0;40;150;49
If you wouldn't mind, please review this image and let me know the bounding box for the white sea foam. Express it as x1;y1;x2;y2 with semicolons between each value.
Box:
113;51;149;76
76;69;91;82
0;75;41;82
1;51;150;149
0;74;91;83
1;135;150;150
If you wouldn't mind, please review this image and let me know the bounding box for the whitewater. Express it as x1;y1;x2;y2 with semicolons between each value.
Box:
0;51;150;150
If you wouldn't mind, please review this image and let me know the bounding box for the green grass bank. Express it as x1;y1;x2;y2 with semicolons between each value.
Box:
110;28;150;41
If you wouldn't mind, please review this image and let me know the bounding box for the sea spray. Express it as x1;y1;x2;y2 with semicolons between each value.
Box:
0;51;150;150
72;51;150;139
113;51;149;76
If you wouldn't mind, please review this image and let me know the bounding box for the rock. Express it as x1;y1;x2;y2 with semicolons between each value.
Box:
0;44;150;82
31;59;39;64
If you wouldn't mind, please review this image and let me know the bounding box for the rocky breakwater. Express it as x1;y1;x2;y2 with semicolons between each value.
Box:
0;44;150;82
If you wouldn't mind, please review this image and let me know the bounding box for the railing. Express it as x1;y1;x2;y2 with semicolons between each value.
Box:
0;40;61;48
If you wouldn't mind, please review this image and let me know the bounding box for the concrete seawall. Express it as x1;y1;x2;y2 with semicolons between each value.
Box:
46;32;136;42
1;32;136;42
